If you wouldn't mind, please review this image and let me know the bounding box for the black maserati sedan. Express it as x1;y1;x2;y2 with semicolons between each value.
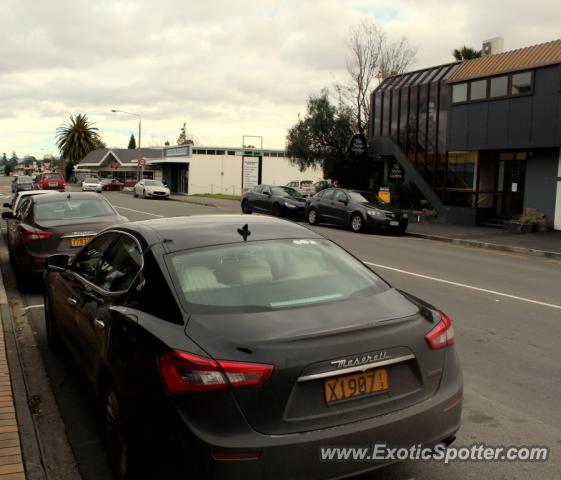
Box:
44;215;461;480
4;192;127;280
241;184;306;218
306;188;408;234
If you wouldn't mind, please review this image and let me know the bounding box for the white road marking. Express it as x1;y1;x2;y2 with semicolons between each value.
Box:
113;206;164;218
364;261;561;311
21;304;44;312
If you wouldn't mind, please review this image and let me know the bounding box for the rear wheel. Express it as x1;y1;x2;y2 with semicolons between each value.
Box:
102;387;134;480
350;213;364;233
241;200;252;214
272;203;282;217
307;208;319;225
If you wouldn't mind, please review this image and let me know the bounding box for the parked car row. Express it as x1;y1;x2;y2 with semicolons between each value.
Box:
242;185;408;234
11;174;66;193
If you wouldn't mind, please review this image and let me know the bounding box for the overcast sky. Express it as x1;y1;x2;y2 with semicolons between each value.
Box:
1;0;560;158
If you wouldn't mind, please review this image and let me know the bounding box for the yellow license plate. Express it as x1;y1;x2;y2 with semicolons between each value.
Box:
324;368;389;404
70;237;91;247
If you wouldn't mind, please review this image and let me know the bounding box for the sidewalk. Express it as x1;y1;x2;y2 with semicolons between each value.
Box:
407;221;561;258
169;193;240;210
0;273;25;479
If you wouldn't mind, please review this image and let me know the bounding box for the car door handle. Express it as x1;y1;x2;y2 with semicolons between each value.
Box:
67;297;78;305
93;318;106;330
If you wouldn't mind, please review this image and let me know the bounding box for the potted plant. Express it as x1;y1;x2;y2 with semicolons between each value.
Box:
504;209;549;233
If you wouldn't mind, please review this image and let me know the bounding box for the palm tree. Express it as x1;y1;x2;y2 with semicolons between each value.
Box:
56;114;103;164
453;46;482;61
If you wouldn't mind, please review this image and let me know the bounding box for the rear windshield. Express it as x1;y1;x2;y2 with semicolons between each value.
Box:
35;199;115;221
44;174;62;180
300;181;313;186
17;176;32;182
84;178;99;182
170;239;388;312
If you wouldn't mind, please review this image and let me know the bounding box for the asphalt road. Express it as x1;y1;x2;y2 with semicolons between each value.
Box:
2;182;561;480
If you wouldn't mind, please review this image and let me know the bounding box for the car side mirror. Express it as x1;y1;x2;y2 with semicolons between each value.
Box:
264;191;271;197
3;203;10;208
2;212;13;219
338;199;348;205
46;254;70;272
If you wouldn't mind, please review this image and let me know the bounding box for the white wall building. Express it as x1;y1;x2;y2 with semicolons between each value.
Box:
78;146;322;195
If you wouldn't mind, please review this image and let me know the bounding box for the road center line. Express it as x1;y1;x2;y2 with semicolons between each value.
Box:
363;261;561;310
113;206;164;218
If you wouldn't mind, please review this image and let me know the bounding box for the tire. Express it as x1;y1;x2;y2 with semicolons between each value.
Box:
241;200;252;214
271;203;282;217
142;189;147;199
102;386;136;480
133;190;138;198
350;213;364;233
307;208;319;225
44;294;62;354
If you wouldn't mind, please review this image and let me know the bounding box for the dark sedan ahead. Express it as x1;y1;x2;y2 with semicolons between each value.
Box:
306;188;408;234
241;184;306;217
44;215;461;480
4;192;127;279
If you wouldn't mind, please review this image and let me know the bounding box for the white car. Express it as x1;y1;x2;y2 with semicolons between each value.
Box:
3;189;57;213
133;179;170;199
286;180;315;197
81;177;103;192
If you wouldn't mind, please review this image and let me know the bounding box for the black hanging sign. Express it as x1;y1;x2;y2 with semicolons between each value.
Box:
348;133;368;159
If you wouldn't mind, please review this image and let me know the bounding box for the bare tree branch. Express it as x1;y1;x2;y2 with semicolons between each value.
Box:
335;20;417;136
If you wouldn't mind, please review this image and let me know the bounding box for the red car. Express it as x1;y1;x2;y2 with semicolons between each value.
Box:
101;178;124;191
35;173;66;191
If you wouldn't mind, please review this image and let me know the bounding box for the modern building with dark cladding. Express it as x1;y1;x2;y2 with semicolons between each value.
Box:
370;40;561;230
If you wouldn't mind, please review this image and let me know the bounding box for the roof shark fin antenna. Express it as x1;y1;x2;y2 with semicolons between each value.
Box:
237;224;251;242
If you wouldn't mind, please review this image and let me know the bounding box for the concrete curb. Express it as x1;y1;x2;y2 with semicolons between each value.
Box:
407;232;561;259
169;196;218;208
0;264;46;479
117;188;220;208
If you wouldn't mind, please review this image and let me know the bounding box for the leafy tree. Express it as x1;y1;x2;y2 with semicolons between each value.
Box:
1;153;7;164
286;91;373;189
128;133;137;149
9;151;18;166
4;164;13;176
164;140;170;146
335;20;417;135
453;46;482;61
56;113;103;165
177;122;194;145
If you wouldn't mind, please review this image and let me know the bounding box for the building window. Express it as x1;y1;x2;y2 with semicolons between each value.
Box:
228;150;236;155
490;76;508;97
469;79;487;100
511;71;532;95
452;83;467;103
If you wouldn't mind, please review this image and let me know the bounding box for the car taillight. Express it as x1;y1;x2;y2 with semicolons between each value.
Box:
425;309;455;350
158;350;273;396
21;227;53;243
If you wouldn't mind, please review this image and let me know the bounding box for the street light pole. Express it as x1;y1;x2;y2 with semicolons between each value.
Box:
111;109;142;181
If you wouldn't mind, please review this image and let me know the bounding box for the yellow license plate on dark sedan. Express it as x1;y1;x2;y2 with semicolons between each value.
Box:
324;368;389;404
70;237;91;248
